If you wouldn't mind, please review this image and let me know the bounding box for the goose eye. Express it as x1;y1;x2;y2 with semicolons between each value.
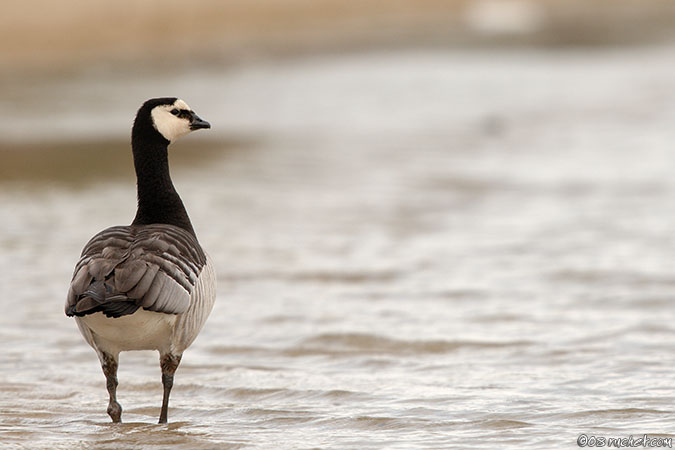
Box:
170;109;179;116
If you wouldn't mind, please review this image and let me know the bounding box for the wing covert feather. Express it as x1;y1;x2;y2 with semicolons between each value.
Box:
65;224;206;317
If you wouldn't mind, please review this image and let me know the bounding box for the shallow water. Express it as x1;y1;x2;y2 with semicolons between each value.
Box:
2;46;675;448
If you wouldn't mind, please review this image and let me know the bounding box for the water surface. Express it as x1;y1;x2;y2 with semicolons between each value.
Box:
1;47;675;448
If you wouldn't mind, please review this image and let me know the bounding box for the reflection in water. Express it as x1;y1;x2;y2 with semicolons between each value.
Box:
2;47;675;448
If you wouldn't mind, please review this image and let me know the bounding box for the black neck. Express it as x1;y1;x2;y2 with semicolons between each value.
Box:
130;130;196;237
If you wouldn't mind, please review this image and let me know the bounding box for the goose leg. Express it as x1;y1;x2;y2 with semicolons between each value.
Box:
159;353;182;424
100;352;122;423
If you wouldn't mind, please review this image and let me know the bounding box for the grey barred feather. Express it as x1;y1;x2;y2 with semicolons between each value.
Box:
65;224;207;318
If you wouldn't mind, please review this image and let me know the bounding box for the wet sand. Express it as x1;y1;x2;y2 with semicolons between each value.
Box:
0;138;249;184
3;0;675;74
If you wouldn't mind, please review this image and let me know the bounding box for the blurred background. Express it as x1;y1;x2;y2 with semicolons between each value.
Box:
2;1;675;448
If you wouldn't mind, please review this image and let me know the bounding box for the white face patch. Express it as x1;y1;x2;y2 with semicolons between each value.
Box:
151;99;193;142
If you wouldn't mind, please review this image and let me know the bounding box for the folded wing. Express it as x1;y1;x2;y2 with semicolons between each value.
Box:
65;225;207;318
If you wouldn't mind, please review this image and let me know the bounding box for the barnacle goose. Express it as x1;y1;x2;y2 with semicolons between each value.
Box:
65;97;216;424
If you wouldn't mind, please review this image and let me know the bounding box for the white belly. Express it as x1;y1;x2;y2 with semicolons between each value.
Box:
80;309;177;354
76;256;216;356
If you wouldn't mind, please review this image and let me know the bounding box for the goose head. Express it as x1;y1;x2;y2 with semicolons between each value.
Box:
136;97;211;143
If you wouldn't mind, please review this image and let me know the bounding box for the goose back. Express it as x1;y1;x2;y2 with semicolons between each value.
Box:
66;224;207;318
